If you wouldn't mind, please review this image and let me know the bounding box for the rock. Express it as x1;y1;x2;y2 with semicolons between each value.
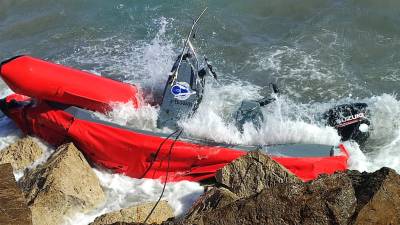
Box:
184;187;239;225
215;151;301;198
19;143;106;225
193;172;356;225
90;201;174;225
104;223;146;225
0;163;32;225
348;168;400;225
0;136;44;170
305;173;357;225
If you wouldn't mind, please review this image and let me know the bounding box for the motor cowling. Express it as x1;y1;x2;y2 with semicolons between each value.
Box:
323;103;370;144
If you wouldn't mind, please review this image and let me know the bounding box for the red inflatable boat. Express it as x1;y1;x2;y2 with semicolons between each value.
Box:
0;56;349;182
1;56;140;112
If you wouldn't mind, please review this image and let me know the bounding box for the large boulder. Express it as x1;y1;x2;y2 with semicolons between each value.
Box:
0;163;32;225
19;143;106;225
90;201;174;225
194;172;356;225
215;151;301;198
90;168;400;225
184;187;239;225
348;168;400;225
0;136;43;170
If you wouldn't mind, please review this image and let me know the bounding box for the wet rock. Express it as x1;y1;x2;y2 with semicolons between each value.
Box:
90;201;174;225
184;187;239;224
348;168;400;225
19;143;105;225
215;151;301;198
0;163;32;225
0;136;43;170
197;172;356;225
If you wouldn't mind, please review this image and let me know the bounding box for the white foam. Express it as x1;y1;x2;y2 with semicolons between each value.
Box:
95;101;160;132
181;84;341;146
340;94;400;173
65;169;203;225
59;17;176;92
180;81;262;144
342;141;372;172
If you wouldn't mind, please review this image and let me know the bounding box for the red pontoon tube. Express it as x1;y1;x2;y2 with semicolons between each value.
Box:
0;55;140;113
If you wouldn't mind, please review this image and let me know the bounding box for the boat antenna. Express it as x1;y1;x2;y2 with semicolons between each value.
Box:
170;7;208;84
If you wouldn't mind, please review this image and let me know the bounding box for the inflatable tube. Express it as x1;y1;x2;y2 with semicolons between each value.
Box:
1;94;349;182
0;56;140;112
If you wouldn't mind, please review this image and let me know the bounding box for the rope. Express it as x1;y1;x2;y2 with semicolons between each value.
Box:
143;129;183;224
140;129;180;179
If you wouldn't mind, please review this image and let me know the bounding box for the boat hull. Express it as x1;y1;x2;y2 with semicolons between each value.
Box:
1;94;349;182
0;56;140;112
0;56;349;182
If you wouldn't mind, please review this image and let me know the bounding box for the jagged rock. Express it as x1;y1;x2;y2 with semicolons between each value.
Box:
215;151;301;198
0;136;43;170
184;187;239;225
348;168;400;225
0;163;32;225
194;172;356;225
90;201;174;225
106;223;146;225
19;143;106;225
305;173;357;225
104;168;400;225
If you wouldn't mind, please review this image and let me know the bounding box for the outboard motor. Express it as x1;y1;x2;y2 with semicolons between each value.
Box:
323;103;370;144
157;52;205;130
234;83;371;145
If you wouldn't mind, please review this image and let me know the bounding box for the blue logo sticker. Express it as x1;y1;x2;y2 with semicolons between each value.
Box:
171;82;196;100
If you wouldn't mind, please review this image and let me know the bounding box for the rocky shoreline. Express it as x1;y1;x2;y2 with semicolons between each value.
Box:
1;136;399;225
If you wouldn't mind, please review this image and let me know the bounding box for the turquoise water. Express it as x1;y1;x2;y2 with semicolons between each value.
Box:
2;0;400;173
2;1;400;101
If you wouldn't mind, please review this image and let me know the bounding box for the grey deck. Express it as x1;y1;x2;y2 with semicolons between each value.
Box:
65;106;336;158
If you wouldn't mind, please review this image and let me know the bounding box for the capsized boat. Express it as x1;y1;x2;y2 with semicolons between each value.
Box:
0;54;349;182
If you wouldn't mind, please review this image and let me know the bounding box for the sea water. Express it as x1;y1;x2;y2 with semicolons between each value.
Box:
2;1;400;224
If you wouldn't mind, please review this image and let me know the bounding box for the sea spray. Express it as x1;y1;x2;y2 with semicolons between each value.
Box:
97;101;160;132
65;169;203;225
